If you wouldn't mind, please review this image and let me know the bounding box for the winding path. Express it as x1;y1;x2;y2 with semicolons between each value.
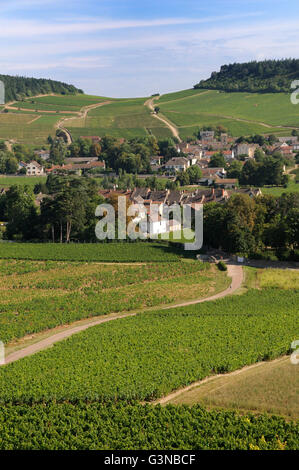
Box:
145;97;182;142
55;100;111;145
4;264;243;365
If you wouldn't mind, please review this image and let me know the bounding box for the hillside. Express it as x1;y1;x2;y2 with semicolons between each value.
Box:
0;74;83;102
1;73;299;146
194;59;299;93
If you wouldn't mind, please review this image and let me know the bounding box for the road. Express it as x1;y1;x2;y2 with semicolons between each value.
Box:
4;264;243;365
144;97;182;142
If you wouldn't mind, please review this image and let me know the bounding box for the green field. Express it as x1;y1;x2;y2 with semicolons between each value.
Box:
0;241;187;262
10;94;109;112
0;113;68;145
0;175;47;188
260;180;299;196
1;88;298;144
1;402;298;450
0;251;298;450
0;257;227;343
66;97;172;140
1;286;297;402
157;89;299;138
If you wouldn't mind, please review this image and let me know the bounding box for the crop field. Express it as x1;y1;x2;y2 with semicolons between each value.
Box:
157;89;299;138
159;89;299;126
0;258;298;450
10;94;109;112
66;98;172;139
1;402;298;450
261;180;299;196
0;258;228;343
0;286;297;402
0;241;187;262
0;175;47;188
1;89;297;144
0;113;65;144
169;356;299;421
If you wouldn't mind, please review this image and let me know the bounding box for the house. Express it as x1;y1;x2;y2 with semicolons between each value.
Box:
201;167;227;179
214;178;238;189
220;133;228;146
278;136;298;144
18;161;27;171
235;143;258;158
46;161;105;175
222;150;235;160
197;159;210;169
25;161;45;176
150;156;163;166
165;157;190;172
66;157;98;164
229;188;263;198
71;161;106;174
200;130;215;142
274;144;293;156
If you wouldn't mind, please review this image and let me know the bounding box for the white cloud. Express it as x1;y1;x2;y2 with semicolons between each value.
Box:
0;12;263;38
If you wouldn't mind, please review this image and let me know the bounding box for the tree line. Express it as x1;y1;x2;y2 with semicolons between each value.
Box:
194;59;299;93
0;74;83;103
204;192;299;259
0;175;298;261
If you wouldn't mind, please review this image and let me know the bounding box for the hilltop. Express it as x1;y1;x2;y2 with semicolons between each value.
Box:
0;74;83;102
194;59;299;93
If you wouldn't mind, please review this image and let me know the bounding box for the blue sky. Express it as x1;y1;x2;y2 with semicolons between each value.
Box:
1;0;299;97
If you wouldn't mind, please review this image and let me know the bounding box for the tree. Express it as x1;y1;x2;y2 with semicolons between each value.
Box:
49;138;67;165
186;165;202;184
227;160;242;179
208;153;226;168
4;185;38;240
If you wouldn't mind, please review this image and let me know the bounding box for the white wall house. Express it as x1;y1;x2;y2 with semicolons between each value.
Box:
165;157;190;172
26;161;45;176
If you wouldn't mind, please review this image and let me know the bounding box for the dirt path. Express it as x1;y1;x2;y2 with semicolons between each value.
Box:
27;115;42;125
145;97;182;142
154;355;289;405
55;100;111;145
4;264;243;365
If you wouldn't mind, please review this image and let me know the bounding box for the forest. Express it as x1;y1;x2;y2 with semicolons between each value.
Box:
194;59;299;93
0;74;83;102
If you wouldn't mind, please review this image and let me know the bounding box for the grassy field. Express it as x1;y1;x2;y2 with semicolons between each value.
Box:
0;113;67;145
0;257;229;343
166;268;299;420
1;402;298;450
261;180;299;196
157;88;299;138
1;89;298;144
0;175;47;188
0;241;190;262
0;284;297;401
0;259;298;450
66;97;172;140
168;356;299;421
10;94;109;112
